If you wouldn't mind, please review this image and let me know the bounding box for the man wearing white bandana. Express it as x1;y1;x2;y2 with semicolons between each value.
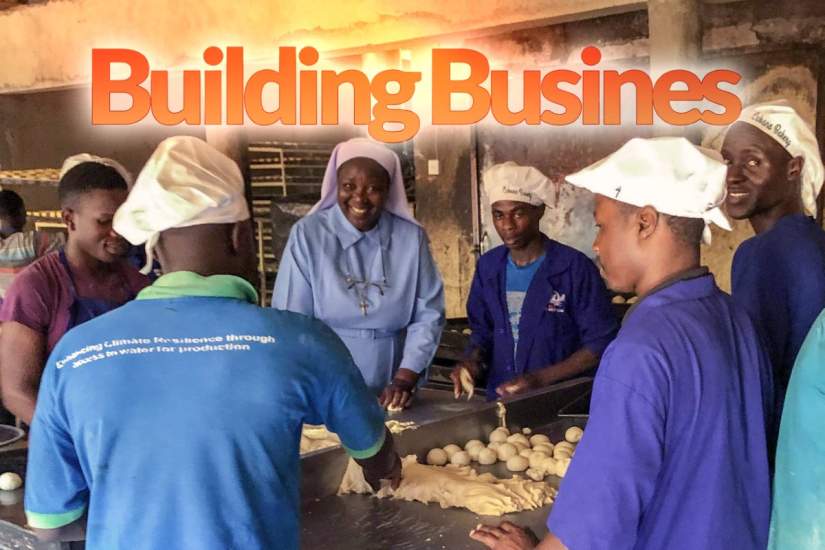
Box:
453;162;617;400
471;138;773;550
721;100;825;429
23;137;401;549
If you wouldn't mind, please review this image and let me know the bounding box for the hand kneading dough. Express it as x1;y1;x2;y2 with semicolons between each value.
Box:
427;448;449;466
478;448;498;465
338;456;556;516
496;443;518;461
451;451;471;466
467;445;483;461
443;444;462;459
529;434;551;447
489;428;509;444
0;473;22;491
565;426;584;443
465;439;485;451
506;456;529;472
528;452;549;470
532;443;554;455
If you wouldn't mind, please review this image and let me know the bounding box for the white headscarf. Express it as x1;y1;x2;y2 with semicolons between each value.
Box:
484;162;555;207
729;100;824;216
566;137;731;245
113;136;250;274
309;138;419;226
60;153;133;187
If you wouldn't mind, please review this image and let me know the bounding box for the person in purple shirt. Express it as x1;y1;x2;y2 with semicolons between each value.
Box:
0;157;148;425
721;101;825;428
470;138;773;550
452;162;617;400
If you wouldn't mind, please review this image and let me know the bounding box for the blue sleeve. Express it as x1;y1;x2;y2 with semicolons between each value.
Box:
305;321;386;459
464;263;494;361
24;350;88;529
271;224;314;316
398;232;446;374
570;257;618;356
548;342;666;548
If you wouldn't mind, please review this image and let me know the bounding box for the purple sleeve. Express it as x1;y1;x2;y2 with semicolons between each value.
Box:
0;267;52;334
547;342;665;548
570;258;618;357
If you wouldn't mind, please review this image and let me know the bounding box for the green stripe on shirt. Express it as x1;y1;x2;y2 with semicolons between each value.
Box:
343;428;386;460
26;505;86;529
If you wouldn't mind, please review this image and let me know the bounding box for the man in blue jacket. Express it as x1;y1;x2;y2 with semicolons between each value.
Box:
452;162;618;399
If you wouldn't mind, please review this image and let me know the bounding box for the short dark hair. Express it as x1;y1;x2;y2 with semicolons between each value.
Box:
59;163;128;207
0;189;25;220
617;202;704;246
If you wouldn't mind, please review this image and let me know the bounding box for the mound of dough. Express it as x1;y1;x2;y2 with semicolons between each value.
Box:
506;456;529;472
478;448;498;465
465;439;485;451
529;434;551;447
339;456;556;516
489;429;509;444
496;443;518;461
443;444;463;459
565;427;584;443
451;451;471;466
427;448;448;466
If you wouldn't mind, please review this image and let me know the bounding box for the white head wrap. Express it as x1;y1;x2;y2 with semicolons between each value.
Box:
308;138;418;226
60;153;133;187
729;100;824;216
113;136;250;274
483;162;554;207
566;137;731;245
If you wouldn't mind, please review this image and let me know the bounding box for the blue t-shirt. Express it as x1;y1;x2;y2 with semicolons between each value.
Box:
25;274;385;550
769;308;825;549
548;272;773;549
505;253;544;356
732;214;825;423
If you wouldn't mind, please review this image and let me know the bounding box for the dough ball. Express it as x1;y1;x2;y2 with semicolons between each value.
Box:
506;455;529;472
451;451;471;466
467;445;483;461
528;451;549;470
542;457;558;476
522;427;533;435
529;434;551;447
518;448;533;458
627;295;639;304
612;295;626;304
512;442;529;453
526;467;544;481
565;427;584;443
478;448;498;465
464;439;485;451
554;446;573;460
532;443;554;455
426;448;448;466
555;441;575;453
556;457;572;477
443;444;462;459
489;428;509;444
488;441;502;452
0;473;22;492
506;433;530;447
496;443;518;461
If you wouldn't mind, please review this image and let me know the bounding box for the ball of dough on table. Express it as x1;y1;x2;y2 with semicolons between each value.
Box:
478;448;497;465
426;448;448;466
532;443;554;455
522;427;532;435
565;426;584;443
0;473;22;492
525;467;544;481
488;441;502;452
496;443;518;461
556;457;572;477
443;444;462;459
450;451;471;466
553;446;573;460
518;448;533;458
528;451;549;470
542;457;558;476
467;445;483;461
506;433;530;447
464;439;485;451
529;434;551;447
506;455;529;472
488;428;509;443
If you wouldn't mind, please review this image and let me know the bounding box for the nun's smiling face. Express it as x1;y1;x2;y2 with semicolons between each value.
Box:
337;157;391;232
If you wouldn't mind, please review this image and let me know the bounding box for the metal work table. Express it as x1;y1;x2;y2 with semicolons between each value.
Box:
300;378;591;550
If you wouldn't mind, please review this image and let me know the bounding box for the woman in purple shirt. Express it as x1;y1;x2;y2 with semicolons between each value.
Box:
0;157;148;424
